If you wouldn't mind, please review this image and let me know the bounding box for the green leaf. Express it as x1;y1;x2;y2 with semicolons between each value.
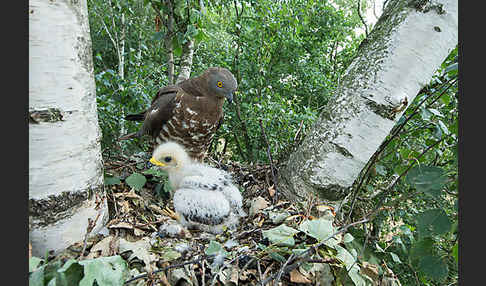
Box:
433;124;443;139
343;233;354;244
298;218;339;248
269;252;286;263
29;257;43;273
172;37;182;57
409;238;434;266
375;165;386;176
43;260;64;285
160;248;182;261
205;240;228;256
444;62;458;73
262;224;300;247
399;225;414;241
405;166;447;197
451;242;458;264
30;260;63;286
441;93;451;105
104;176;121;186
57;259;84;286
335;245;356;270
416;209;452;238
389;252;402;263
437;120;450;135
78;255;129;286
29;265;45;286
125;173;147;190
428;108;443;117
420;107;433;121
189;8;200;23
185;25;199;40
418;255;448;282
194;28;208;44
152;31;164;41
143;167;167;177
375;242;385;253
335;245;367;286
154;183;164;197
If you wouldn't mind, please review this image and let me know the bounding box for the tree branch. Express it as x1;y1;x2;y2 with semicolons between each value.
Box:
259;119;279;203
357;0;369;37
345;78;457;223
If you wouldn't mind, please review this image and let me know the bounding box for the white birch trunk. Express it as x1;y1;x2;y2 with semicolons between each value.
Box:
165;0;175;84
118;12;125;80
176;38;195;84
278;0;458;204
29;0;108;257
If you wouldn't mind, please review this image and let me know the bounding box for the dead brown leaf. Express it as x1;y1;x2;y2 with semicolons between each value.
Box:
147;204;165;215
361;261;380;282
290;268;312;284
268;185;275;197
114;189;142;200
249;196;269;217
119;200;132;214
85;236;114;259
133;227;146;237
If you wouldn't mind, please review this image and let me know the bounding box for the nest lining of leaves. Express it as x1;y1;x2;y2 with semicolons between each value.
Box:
30;153;381;286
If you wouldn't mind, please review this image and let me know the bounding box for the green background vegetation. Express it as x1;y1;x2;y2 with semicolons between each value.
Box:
68;0;458;284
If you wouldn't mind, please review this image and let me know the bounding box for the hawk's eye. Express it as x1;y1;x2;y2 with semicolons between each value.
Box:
164;157;172;163
217;81;223;88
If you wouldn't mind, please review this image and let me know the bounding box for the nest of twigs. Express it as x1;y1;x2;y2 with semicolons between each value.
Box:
46;152;391;286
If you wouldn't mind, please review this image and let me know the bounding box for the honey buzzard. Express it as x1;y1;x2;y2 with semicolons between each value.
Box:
121;67;237;160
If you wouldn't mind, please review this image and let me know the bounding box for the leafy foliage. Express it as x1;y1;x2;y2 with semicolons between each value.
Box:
125;172;147;190
406;166;448;198
29;256;129;286
86;0;458;284
88;0;363;161
262;224;301;247
343;47;459;285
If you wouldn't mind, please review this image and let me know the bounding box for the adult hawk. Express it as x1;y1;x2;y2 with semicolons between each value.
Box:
122;67;237;160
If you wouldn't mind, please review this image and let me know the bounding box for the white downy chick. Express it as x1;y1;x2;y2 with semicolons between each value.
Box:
150;141;246;233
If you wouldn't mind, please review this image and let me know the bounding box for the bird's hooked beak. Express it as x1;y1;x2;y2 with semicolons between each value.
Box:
149;157;166;167
225;92;234;104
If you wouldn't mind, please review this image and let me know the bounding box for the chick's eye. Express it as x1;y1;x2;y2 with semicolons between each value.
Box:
217;81;223;88
164;157;172;163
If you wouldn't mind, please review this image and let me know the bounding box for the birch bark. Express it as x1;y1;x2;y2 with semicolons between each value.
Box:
176;38;195;84
29;0;108;257
278;0;458;204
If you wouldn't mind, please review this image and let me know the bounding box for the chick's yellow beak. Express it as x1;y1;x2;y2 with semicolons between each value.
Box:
149;157;166;167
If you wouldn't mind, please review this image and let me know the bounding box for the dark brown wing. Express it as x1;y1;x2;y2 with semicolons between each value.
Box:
125;85;180;122
137;87;179;138
150;85;180;104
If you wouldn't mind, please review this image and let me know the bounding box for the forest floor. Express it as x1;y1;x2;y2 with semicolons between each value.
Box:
39;152;394;286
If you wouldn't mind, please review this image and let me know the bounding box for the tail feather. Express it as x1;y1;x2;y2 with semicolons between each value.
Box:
118;132;140;141
125;112;145;121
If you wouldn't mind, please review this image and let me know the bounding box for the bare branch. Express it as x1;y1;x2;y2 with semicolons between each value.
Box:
357;0;369;37
259;119;279;203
